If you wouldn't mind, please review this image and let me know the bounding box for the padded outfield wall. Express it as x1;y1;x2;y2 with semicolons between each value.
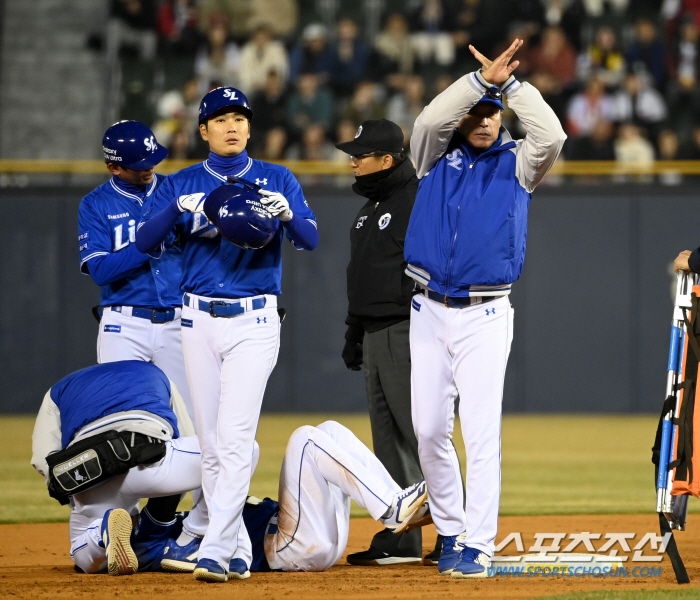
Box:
0;182;696;414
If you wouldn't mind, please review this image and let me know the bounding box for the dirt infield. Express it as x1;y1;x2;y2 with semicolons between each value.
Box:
2;514;699;600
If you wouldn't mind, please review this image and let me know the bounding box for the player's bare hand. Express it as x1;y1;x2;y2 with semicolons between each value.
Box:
674;250;693;272
470;38;523;87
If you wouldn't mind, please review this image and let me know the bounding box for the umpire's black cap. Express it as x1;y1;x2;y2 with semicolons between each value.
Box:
335;119;404;155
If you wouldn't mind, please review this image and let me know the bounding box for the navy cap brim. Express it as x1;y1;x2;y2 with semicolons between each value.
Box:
126;144;169;170
335;140;390;155
474;97;504;111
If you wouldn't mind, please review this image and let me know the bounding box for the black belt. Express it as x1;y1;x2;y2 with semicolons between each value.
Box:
100;306;178;323
421;288;501;308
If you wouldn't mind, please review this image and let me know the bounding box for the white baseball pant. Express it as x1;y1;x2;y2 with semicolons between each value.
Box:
97;306;194;423
409;294;513;557
265;421;401;572
180;293;280;569
69;436;207;574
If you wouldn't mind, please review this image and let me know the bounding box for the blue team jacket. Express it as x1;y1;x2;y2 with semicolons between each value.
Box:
404;129;530;297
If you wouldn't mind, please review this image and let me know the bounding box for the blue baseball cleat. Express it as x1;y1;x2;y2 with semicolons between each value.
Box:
437;532;466;575
228;557;251;579
193;558;228;583
101;508;138;576
160;536;201;572
451;546;492;579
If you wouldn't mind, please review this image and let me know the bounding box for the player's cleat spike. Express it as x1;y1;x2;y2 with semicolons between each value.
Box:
451;546;492;579
228;557;251;579
437;532;466;575
382;480;428;534
193;558;228;583
160;536;201;572
102;508;138;576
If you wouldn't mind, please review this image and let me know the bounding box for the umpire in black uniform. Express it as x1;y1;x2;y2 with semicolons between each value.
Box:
337;119;438;565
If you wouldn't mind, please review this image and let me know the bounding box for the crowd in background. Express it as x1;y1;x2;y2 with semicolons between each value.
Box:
105;0;700;166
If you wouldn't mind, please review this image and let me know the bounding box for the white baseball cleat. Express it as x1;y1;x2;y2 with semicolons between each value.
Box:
382;480;429;534
102;508;138;576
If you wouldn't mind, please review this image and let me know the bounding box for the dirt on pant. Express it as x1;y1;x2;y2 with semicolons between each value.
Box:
1;514;699;600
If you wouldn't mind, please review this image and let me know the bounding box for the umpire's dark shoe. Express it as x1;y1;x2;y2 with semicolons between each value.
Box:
347;547;422;566
424;534;443;566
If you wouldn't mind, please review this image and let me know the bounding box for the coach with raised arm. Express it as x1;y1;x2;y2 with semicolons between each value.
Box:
404;40;566;579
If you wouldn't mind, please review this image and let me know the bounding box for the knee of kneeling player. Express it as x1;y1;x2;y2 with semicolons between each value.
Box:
288;425;316;446
315;420;345;439
72;548;106;575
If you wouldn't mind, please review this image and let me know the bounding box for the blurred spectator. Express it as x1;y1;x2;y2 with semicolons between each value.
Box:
625;18;667;89
582;0;629;16
528;71;569;123
678;125;700;158
341;82;386;124
614;122;655;165
198;0;250;41
611;72;668;138
287;72;334;135
408;0;456;67
386;75;426;139
372;13;415;83
329;18;370;97
566;120;616;159
566;76;616;136
239;25;290;94
578;25;626;87
657;128;683;184
247;0;299;40
493;22;540;80
433;72;454;96
658;128;681;158
168;127;192;160
289;23;334;83
262;127;288;160
451;0;505;66
667;15;700;130
251;71;289;135
285;124;336;160
194;14;241;95
331;118;359;161
151;77;201;147
157;0;201;56
107;0;158;63
531;26;578;88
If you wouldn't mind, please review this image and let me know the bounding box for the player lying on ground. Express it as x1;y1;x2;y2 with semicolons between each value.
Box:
30;360;214;575
110;421;429;578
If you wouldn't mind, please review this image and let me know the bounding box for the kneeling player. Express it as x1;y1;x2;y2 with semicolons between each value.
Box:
30;360;218;575
158;420;429;578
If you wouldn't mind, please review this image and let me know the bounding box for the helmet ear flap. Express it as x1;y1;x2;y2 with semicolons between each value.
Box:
203;180;278;250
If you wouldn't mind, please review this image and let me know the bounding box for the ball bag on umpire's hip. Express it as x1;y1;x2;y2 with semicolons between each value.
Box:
204;177;279;250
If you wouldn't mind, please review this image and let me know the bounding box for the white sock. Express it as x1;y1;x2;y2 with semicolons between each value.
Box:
176;527;201;546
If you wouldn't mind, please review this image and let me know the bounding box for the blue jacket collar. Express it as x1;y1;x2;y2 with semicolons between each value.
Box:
205;150;251;179
110;175;155;204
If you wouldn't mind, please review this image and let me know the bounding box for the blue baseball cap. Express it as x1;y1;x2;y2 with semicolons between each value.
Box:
199;87;253;123
473;87;504;111
102;121;169;170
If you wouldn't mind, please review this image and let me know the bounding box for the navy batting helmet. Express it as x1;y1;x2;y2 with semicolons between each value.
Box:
204;177;278;250
102;121;169;170
199;87;253;123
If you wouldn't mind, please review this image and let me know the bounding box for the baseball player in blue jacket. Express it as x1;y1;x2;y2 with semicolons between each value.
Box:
78;121;193;420
135;87;318;582
31;361;209;576
404;40;566;578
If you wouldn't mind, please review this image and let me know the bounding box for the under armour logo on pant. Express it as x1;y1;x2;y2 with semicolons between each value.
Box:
485;308;496;316
257;317;267;324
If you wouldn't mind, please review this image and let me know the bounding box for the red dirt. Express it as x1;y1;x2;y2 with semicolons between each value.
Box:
1;514;699;599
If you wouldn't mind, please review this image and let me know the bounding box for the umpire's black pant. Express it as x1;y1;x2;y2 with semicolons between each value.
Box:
363;319;423;557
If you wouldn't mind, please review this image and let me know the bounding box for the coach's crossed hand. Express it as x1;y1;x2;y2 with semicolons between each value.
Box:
470;38;523;87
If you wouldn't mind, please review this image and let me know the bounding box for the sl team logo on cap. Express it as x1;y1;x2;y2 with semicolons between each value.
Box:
378;213;391;230
355;125;363;138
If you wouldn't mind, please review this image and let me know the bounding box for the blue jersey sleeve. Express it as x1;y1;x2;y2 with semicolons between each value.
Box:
137;176;183;257
281;168;318;251
78;197;150;283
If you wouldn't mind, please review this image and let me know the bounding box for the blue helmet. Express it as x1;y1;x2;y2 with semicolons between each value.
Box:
198;87;253;123
102;121;169;170
204;177;278;250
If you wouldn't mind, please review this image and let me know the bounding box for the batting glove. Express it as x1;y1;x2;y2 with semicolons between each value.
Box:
176;193;206;214
259;190;293;221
